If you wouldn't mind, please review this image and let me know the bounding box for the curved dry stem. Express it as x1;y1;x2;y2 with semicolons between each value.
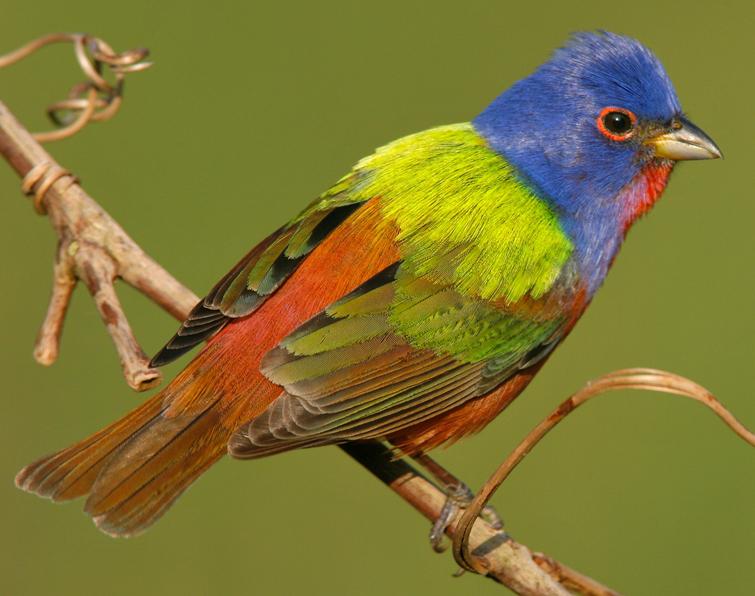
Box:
452;368;755;574
0;33;151;142
0;32;79;67
35;87;98;143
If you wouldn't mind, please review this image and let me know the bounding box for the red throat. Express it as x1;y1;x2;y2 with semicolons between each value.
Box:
622;161;674;231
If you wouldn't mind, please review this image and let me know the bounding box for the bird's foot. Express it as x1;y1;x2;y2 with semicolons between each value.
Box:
428;481;504;553
411;453;504;553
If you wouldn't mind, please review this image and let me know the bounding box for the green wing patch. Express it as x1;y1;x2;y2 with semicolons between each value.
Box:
229;262;566;458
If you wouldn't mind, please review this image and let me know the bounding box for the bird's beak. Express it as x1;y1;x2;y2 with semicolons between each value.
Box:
647;117;722;160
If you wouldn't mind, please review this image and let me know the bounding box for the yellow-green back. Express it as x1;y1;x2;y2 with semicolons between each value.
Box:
327;124;574;303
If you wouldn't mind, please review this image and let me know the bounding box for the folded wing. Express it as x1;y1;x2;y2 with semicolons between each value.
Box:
229;262;566;457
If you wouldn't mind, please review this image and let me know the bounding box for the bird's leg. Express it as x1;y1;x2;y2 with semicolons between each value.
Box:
412;453;504;553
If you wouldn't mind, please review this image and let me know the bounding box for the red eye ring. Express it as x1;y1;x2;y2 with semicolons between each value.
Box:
597;107;637;141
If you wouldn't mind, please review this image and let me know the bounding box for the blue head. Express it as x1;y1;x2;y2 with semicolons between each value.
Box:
474;31;720;292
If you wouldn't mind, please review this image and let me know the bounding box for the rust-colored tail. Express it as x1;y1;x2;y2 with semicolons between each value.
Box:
15;384;228;537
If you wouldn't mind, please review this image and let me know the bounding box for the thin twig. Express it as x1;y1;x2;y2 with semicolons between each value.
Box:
0;33;151;142
452;369;755;574
33;241;77;365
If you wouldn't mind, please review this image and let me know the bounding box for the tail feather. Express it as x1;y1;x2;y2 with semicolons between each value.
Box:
15;395;165;500
85;400;224;526
85;413;208;515
15;386;230;537
93;448;222;537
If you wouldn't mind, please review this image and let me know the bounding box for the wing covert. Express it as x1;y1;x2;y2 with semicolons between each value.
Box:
229;262;567;458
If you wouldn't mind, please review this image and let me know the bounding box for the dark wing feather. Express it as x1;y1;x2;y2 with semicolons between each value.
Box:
151;201;365;367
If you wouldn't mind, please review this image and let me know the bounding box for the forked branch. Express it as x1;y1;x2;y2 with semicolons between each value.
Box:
0;35;194;390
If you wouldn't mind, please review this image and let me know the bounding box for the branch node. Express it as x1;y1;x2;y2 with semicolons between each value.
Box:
21;161;78;214
532;552;620;596
0;35;194;392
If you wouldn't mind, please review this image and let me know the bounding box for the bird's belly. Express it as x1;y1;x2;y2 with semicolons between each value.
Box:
387;364;543;455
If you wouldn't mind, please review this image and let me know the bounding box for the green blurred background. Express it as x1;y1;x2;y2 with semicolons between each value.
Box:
1;2;753;595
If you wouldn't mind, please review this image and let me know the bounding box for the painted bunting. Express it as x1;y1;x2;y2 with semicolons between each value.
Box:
16;31;720;537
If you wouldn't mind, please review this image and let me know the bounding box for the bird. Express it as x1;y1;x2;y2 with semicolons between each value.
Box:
16;31;721;538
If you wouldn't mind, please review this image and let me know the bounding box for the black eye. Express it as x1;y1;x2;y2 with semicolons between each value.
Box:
597;107;637;141
603;111;633;135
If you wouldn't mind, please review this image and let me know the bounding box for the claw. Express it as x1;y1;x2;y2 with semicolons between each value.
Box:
481;504;504;530
429;481;505;553
429;497;456;552
411;453;506;554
